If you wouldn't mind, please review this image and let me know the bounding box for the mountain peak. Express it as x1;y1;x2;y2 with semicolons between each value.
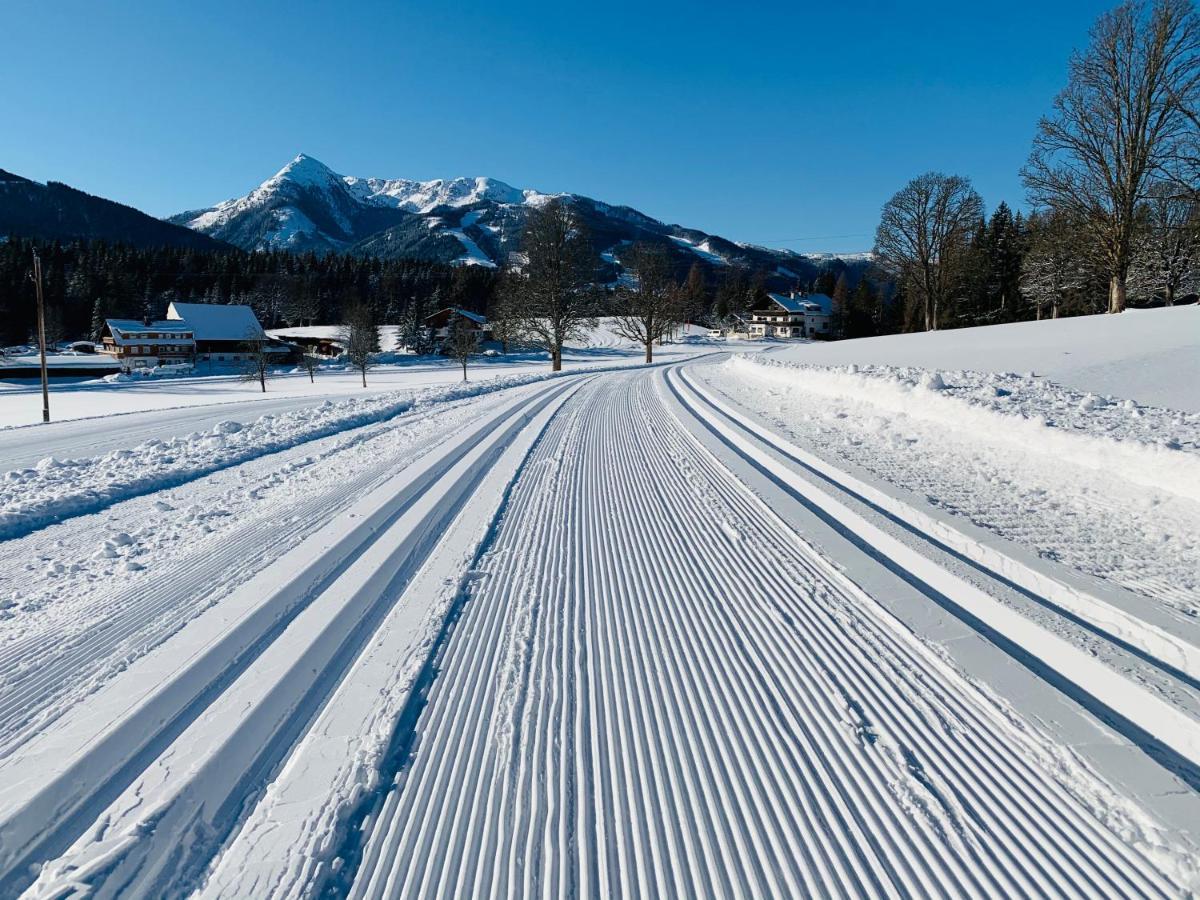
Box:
269;153;339;189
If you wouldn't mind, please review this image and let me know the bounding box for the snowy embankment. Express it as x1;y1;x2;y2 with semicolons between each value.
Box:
728;355;1200;503
769;304;1200;412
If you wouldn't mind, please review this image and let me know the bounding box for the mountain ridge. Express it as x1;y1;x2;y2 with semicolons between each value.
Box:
0;169;231;252
170;154;863;282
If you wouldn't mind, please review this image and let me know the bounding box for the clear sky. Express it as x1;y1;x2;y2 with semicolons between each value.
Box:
1;0;1112;253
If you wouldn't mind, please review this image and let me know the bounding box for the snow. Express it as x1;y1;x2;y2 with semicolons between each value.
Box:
347;174;527;213
445;228;497;267
0;331;706;430
773;305;1200;411
0;353;116;372
2;308;1198;895
187;154;348;238
669;233;728;266
167;301;264;340
266;324;407;351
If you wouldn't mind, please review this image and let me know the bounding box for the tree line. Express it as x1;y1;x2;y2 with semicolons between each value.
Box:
872;0;1200;332
0;238;500;347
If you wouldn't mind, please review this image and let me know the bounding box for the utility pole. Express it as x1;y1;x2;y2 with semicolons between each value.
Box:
30;249;51;423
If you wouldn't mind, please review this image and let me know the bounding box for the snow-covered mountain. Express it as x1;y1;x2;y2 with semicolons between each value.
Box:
171;154;863;280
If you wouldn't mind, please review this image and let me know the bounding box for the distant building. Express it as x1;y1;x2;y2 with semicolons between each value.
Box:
424;308;489;344
796;293;833;339
746;292;832;339
166;302;270;363
98;317;196;371
266;328;347;357
100;303;295;372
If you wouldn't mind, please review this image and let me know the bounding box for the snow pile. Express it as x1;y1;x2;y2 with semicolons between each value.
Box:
770;305;1200;412
0;373;564;541
103;364;194;383
728;355;1200;504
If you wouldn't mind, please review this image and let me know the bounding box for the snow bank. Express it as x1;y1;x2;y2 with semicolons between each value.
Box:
770;305;1200;412
0;373;562;541
728;355;1200;505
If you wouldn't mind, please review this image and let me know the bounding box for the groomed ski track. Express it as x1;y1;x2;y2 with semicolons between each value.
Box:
6;359;1199;898
336;367;1190;899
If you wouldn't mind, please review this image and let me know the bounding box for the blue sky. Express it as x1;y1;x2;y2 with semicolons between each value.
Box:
2;0;1110;253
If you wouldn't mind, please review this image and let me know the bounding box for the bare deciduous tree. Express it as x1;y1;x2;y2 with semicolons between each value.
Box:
239;326;272;393
1020;210;1104;319
1129;182;1200;303
1023;0;1200;313
300;348;322;383
444;313;481;381
873;172;984;331
610;243;683;363
343;302;380;388
501;199;597;371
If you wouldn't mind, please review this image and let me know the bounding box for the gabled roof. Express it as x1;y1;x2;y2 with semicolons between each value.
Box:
424;307;488;326
106;318;193;335
105;319;196;347
799;293;833;315
167;302;264;340
765;293;807;314
764;292;833;315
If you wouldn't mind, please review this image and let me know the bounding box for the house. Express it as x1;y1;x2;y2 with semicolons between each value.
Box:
98;317;196;372
166;302;274;364
266;327;347;357
423;308;490;345
746;292;833;339
747;294;807;339
797;293;834;338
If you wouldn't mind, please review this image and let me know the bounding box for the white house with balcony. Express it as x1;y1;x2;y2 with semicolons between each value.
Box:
746;292;833;339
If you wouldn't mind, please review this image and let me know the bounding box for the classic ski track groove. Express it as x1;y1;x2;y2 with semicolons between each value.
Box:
341;367;1179;899
669;366;1200;775
675;364;1200;686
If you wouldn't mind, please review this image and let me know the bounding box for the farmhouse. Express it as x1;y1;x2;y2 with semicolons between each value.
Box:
746;292;833;339
424;308;489;344
266;327;347;357
98;317;196;371
166;302;268;363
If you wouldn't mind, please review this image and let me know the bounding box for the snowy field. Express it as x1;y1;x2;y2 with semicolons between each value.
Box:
1;311;1199;897
768;303;1200;411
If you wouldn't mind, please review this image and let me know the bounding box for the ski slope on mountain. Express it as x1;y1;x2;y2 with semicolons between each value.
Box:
2;312;1198;897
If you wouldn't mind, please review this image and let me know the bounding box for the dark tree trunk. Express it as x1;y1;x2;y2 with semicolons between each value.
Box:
645;342;653;364
551;347;562;372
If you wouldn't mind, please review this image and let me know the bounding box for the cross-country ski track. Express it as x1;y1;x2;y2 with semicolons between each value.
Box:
3;357;1199;898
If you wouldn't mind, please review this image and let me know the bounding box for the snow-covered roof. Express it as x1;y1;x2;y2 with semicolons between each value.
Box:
764;294;807;314
765;293;833;316
166;302;264;340
105;319;195;346
107;318;193;334
425;307;488;325
800;293;833;315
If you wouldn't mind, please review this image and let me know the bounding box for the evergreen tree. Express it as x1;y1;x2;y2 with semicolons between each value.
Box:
89;296;108;342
